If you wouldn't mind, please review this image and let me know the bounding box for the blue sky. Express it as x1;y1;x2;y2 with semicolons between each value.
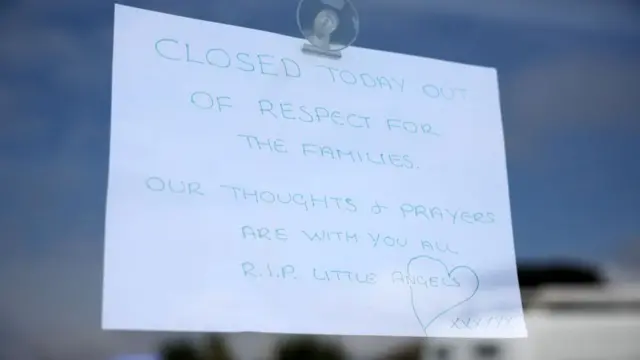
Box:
0;0;639;359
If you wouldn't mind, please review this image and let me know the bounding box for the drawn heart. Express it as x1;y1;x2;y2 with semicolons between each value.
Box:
406;255;479;335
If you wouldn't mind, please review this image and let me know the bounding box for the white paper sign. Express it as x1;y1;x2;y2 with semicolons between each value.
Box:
103;4;527;338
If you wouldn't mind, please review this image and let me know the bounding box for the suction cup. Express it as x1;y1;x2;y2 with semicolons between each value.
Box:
297;0;359;58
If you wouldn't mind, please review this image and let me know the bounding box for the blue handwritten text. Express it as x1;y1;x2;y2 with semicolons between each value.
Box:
241;226;288;241
301;143;415;169
316;65;405;92
392;271;461;288
258;99;372;130
400;204;495;224
302;230;359;243
190;91;232;111
313;268;377;284
220;185;358;212
386;118;439;137
242;261;296;279
369;233;408;248
238;134;288;153
450;316;516;329
145;176;203;195
422;240;458;255
155;39;301;78
422;85;467;100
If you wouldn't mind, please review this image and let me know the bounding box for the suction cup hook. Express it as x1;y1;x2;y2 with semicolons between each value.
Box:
297;0;360;59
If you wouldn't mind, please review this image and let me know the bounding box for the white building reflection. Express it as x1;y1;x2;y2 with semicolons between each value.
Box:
425;283;640;360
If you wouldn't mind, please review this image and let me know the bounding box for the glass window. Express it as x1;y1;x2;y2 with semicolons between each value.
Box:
1;1;638;360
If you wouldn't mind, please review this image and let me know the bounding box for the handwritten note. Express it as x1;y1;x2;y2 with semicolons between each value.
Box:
102;4;527;338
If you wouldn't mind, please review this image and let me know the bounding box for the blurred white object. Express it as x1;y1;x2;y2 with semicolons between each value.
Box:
426;284;640;360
